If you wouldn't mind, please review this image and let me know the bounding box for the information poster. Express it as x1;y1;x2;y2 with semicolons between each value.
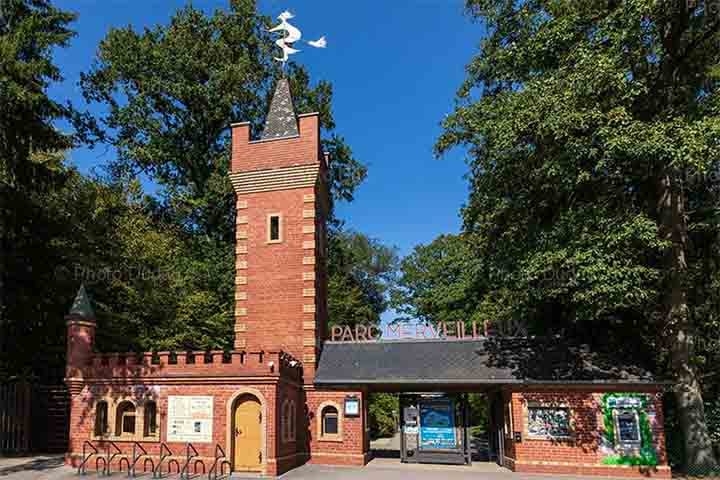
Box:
167;396;213;443
419;399;457;450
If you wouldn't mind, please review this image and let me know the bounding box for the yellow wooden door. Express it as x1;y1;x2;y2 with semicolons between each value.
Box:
233;396;262;471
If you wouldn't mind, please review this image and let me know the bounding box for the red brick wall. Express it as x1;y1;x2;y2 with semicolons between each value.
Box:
305;388;370;466
66;380;294;476
234;187;317;360
231;115;321;172
503;387;670;478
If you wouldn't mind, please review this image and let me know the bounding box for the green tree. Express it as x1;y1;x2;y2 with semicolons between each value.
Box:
437;0;720;471
368;392;398;439
77;0;371;351
395;234;487;326
328;230;399;329
0;0;77;378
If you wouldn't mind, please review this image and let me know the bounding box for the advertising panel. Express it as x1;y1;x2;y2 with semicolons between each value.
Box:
419;399;457;450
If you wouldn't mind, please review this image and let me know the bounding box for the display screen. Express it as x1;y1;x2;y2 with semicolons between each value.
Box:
419;399;457;450
616;411;640;443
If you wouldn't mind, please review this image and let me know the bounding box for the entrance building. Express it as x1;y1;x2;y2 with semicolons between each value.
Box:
64;79;670;478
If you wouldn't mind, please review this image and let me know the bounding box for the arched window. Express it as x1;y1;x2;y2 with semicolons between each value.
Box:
116;401;136;436
321;405;339;436
94;401;108;436
144;401;157;437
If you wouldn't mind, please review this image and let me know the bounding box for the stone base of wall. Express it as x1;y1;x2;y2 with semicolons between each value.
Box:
510;459;672;478
307;451;371;467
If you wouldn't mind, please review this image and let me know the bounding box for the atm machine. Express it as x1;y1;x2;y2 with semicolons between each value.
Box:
399;393;470;465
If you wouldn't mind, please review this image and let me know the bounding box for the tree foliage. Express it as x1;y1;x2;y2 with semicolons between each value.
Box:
329;230;399;329
75;0;378;354
0;0;395;383
0;0;78;378
432;0;720;471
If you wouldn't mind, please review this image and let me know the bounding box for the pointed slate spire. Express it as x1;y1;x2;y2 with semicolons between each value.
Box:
68;284;95;319
260;78;299;140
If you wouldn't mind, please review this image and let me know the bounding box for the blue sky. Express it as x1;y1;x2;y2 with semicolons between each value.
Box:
51;0;481;259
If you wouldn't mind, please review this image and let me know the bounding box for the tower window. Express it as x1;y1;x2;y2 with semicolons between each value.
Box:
268;214;282;243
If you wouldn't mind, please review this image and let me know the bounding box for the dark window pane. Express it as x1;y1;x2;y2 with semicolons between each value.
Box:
95;402;108;435
145;402;157;436
270;216;280;241
323;413;338;435
123;414;136;434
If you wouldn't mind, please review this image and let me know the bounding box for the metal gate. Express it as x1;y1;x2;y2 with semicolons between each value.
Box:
0;381;69;454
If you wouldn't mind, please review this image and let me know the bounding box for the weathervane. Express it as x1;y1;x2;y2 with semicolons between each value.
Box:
268;10;326;69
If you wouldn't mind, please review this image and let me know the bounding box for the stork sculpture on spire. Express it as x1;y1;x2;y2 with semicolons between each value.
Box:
268;10;326;69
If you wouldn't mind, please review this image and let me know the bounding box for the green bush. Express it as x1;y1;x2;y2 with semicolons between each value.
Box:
369;393;398;439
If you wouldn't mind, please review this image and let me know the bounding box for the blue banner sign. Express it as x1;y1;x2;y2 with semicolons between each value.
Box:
419;399;457;450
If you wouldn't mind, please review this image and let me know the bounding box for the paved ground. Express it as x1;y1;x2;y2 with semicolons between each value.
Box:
0;455;655;480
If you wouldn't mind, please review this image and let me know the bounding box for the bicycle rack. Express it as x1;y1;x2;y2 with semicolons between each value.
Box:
95;457;107;475
208;444;230;480
119;457;131;474
78;441;98;476
180;443;200;479
167;459;181;475
193;459;206;475
129;442;153;477
99;441;125;476
143;457;155;474
153;443;173;479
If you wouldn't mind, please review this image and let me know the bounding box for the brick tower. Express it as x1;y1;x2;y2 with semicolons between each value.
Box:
229;79;328;380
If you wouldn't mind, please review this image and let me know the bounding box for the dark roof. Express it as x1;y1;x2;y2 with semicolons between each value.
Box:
68;284;95;319
260;78;299;140
314;337;661;387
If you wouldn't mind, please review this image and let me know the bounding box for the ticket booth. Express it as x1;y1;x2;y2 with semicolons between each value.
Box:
399;393;471;465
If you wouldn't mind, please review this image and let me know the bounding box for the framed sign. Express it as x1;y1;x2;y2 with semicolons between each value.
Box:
167;396;213;443
344;396;360;417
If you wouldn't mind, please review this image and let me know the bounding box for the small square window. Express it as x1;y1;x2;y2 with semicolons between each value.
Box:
268;214;282;243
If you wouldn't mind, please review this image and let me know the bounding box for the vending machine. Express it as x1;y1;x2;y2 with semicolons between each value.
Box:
399;393;470;465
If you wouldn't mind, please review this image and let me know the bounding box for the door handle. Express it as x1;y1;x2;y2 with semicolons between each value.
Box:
235;427;242;436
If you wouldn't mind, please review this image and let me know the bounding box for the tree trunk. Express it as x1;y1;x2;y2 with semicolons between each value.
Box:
658;172;717;473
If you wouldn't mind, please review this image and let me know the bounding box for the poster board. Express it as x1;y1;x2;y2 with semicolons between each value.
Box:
167;396;213;443
419;399;457;450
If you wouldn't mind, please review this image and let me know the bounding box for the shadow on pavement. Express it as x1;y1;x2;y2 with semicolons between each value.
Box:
0;457;65;476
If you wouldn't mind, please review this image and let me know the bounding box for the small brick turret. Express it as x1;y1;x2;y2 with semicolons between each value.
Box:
229;78;329;380
65;284;96;393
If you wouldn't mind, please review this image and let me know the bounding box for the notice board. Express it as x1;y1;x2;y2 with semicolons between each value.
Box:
167;396;213;443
